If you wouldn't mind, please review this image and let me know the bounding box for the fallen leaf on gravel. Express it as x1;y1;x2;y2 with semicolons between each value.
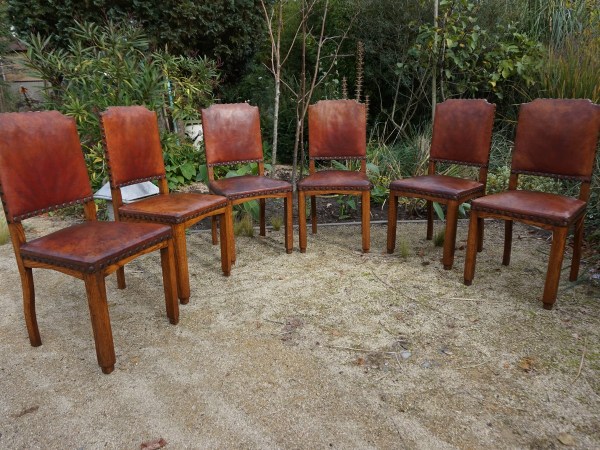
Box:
14;405;39;418
356;357;366;366
557;433;576;446
518;356;536;372
140;438;167;450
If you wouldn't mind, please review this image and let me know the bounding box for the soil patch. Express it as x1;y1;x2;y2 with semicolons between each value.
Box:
0;216;599;448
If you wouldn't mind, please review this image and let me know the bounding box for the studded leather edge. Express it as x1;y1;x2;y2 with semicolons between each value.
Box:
8;197;94;223
389;185;484;201
309;156;366;161
216;187;292;200
471;204;586;227
207;158;263;168
511;169;591;182
298;183;373;192
120;201;228;224
430;158;488;168
21;234;170;273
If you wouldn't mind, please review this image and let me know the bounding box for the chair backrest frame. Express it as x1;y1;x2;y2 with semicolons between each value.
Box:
508;99;600;202
201;103;265;181
428;99;496;185
308;99;367;175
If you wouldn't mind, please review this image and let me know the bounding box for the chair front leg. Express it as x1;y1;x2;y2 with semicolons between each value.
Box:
569;215;584;282
542;227;568;310
477;218;484;252
502;220;513;266
386;191;398;254
361;191;370;253
160;241;180;324
259;198;266;236
442;200;458;270
20;266;41;347
284;192;293;254
219;210;232;276
172;223;190;305
298;191;307;253
463;212;480;286
83;272;116;374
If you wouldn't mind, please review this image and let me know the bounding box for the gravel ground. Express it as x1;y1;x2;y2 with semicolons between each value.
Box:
0;216;599;449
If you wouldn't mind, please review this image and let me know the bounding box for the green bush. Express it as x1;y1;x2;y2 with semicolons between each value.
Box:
23;21;220;190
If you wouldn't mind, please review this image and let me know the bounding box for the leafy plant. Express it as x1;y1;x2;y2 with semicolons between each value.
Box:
23;21;220;190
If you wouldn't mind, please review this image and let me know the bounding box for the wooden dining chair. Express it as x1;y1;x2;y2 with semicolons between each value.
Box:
464;99;600;309
387;99;496;269
100;106;232;305
201;103;293;261
298;99;372;253
0;110;179;374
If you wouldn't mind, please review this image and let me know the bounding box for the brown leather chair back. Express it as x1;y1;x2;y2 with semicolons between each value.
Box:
101;106;166;188
0;111;92;223
202;103;264;167
430;99;496;167
511;99;600;181
308;100;366;160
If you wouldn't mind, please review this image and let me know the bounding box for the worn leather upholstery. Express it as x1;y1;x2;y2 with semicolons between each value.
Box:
430;99;496;166
0;111;93;223
20;222;172;272
101;106;166;187
101;105;233;302
308;100;366;159
387;99;496;270
202;103;264;166
298;170;372;191
463;98;600;310
200;102;294;258
210;175;292;200
511;99;600;180
390;175;484;200
471;191;586;227
119;193;228;224
0;109;179;374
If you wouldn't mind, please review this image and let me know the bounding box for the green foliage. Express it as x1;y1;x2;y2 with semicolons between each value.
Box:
410;0;543;102
23;21;219;190
7;0;264;78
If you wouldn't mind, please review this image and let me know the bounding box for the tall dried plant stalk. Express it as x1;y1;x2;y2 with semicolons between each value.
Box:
341;76;348;99
355;41;364;102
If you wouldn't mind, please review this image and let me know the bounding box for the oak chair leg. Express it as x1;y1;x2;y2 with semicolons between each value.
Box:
386;192;398;254
20;266;41;347
160;242;179;324
227;204;236;264
311;195;317;234
219;211;232;276
298;191;307;253
569;216;584;282
463;212;479;286
172;224;190;305
426;200;433;240
259;198;266;237
542;227;568;310
116;267;126;289
361;191;370;253
443;200;458;270
502;220;513;266
83;272;116;375
477;217;485;252
284;192;293;254
211;216;219;245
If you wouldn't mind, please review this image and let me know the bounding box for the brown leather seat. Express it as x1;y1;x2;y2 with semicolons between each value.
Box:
464;99;600;309
298;100;373;253
201;103;293;261
0;110;179;374
101;106;232;305
387;99;495;269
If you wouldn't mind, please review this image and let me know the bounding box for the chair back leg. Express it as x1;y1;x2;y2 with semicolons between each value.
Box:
298;191;308;253
569;216;585;281
442;200;459;269
311;196;318;234
426;200;434;240
502;220;513;266
386;193;398;254
361;191;370;253
20;266;41;347
542;227;568;310
463;212;480;285
284;192;293;254
259;198;266;236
